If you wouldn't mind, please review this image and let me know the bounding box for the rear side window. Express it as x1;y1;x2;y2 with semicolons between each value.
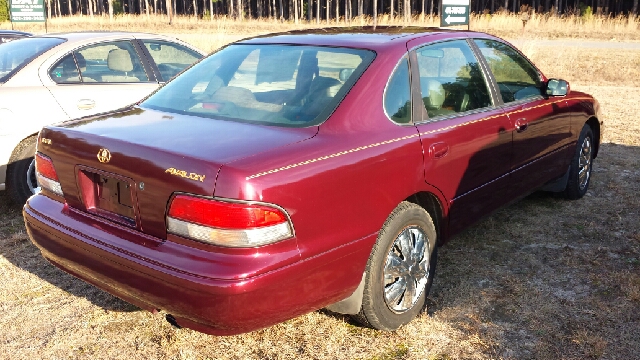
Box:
0;37;65;83
415;39;492;119
50;54;81;83
142;40;202;81
141;44;375;127
384;57;412;124
473;39;542;103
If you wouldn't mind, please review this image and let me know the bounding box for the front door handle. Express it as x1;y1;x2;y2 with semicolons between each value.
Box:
515;118;528;132
77;99;96;110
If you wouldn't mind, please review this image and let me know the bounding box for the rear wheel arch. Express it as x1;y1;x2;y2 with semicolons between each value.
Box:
405;191;445;246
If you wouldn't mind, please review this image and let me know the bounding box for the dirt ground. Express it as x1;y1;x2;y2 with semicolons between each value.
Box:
0;37;638;359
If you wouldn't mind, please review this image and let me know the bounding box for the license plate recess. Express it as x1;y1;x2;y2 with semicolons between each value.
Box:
77;167;137;227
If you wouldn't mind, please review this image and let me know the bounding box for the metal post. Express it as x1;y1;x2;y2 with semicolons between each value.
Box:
10;0;15;30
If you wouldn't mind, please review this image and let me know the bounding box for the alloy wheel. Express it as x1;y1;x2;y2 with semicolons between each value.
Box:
26;158;40;195
578;136;592;190
383;226;430;313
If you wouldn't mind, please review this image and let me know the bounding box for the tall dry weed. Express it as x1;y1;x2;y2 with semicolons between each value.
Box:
2;13;639;41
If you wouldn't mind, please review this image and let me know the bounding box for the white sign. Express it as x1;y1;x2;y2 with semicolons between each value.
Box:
442;0;470;5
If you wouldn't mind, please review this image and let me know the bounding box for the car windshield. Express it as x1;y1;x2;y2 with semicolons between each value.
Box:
141;44;375;127
0;37;65;83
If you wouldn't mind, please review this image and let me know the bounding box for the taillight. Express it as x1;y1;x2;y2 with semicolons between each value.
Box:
166;195;293;247
35;153;63;196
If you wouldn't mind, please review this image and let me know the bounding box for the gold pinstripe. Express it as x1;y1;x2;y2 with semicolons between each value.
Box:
245;97;592;180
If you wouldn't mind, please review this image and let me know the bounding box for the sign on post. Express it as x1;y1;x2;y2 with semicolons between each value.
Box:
440;0;470;27
10;0;46;23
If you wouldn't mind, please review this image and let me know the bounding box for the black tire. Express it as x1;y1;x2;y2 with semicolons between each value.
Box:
354;201;438;330
6;135;38;205
564;124;594;200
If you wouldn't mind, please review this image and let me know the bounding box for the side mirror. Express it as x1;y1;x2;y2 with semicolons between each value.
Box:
339;68;355;82
546;79;569;96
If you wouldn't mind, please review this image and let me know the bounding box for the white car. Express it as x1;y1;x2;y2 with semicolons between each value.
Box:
0;32;204;204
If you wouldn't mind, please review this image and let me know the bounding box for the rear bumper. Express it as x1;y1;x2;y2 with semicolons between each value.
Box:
24;194;375;335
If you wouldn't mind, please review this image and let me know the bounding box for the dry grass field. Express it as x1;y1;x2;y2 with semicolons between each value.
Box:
2;12;640;41
1;19;639;359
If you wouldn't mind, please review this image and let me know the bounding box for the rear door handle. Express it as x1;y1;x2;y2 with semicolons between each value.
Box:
515;118;528;132
429;142;449;159
77;99;96;110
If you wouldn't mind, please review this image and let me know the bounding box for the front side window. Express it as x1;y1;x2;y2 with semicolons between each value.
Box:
142;40;202;81
0;37;65;83
141;44;375;127
74;41;149;83
474;39;542;103
416;39;492;119
384;57;412;124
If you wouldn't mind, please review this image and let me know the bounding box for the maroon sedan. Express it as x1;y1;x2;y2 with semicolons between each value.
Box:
24;27;602;335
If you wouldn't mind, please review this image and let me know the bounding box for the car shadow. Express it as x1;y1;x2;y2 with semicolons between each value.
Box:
0;193;138;312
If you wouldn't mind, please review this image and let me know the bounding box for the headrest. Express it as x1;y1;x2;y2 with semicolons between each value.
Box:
309;76;341;97
422;79;445;109
211;86;256;103
107;49;134;72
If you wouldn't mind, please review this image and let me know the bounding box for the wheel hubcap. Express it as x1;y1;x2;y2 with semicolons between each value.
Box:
26;158;40;195
383;226;430;313
578;136;592;190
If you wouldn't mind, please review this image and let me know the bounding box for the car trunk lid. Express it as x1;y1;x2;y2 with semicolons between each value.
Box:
39;107;317;239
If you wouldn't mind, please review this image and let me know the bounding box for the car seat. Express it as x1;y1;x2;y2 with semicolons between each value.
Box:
422;79;454;118
101;49;140;82
74;53;96;82
298;76;342;120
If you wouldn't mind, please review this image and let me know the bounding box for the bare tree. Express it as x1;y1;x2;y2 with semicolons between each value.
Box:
167;0;173;23
390;0;394;18
316;0;320;22
326;0;329;23
373;0;377;27
294;0;298;22
633;0;638;15
403;0;409;21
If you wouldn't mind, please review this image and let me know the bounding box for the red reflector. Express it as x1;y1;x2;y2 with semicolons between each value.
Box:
168;195;288;229
35;153;59;181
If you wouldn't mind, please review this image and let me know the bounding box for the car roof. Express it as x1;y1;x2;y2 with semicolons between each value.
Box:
238;26;476;49
37;31;171;41
0;30;32;36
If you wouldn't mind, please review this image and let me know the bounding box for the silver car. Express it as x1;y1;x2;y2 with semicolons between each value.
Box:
0;32;204;204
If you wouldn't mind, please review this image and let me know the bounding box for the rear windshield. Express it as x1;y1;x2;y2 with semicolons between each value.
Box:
0;37;65;83
141;44;375;127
